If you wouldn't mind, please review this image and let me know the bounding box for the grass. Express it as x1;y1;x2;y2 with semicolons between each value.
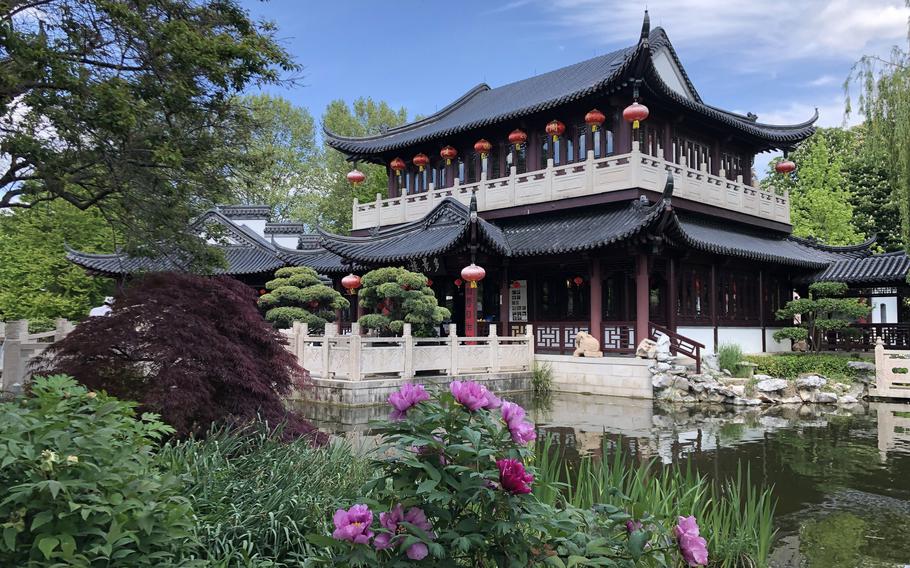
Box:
156;424;371;567
534;435;777;568
718;343;746;377
531;361;553;398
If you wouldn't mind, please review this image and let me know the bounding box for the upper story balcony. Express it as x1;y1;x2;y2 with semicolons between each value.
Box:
352;141;789;231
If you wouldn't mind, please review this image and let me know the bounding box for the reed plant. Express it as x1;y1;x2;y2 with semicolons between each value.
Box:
533;436;777;568
156;424;371;567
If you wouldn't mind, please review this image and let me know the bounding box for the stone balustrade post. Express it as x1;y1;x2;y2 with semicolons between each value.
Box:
489;325;500;373
402;323;414;379
348;323;361;381
525;324;535;370
1;320;27;392
630;141;641;188
875;338;884;391
53;318;73;342
322;325;336;379
448;325;458;376
352;198;359;229
298;323;309;364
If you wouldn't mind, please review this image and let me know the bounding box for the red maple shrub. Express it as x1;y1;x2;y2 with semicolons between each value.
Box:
34;272;320;440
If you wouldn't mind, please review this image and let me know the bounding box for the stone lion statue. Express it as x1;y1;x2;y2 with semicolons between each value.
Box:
573;331;603;358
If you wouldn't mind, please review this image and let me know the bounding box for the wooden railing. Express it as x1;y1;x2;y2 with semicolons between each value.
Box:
352;141;789;230
649;321;704;373
823;324;910;352
602;321;636;354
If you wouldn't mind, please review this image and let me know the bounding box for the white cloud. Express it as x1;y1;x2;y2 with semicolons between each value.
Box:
545;0;909;66
808;74;839;87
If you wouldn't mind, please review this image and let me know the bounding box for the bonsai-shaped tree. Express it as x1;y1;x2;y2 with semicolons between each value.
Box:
33;272;320;440
358;267;450;337
258;267;350;332
773;281;871;353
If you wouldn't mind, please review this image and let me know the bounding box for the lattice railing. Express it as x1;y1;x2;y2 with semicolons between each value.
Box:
649;321;704;373
823;324;910;352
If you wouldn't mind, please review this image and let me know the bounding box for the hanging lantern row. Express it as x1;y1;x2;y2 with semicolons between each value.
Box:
346;169;365;186
474;138;492;160
508;129;527;150
585;108;606;132
623;101;649;130
545;119;565;142
342;273;362;296
775;156;796;174
413;152;429;171
441;145;458;165
390;157;406;178
461;263;486;289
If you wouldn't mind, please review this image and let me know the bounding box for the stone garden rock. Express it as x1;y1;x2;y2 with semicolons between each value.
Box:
792;340;808;352
656;352;672;362
702;353;720;372
753;374;775;382
756;378;789;393
730;385;746;397
813;391;838;404
832;382;849;393
636;339;658;359
669;365;689;376
655;362;672;373
796;375;827;389
652;374;673;389
671;376;691;392
732;397;762;406
840;395;859;404
779;396;803;405
688;374;713;383
847;361;875;372
656;333;671;354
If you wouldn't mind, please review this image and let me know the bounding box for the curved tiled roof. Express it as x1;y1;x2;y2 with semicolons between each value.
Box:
66;245;286;276
809;251;910;285
325;26;815;157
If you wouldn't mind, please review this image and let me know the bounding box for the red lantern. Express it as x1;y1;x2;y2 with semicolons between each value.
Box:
454;278;464;288
573;276;584;287
440;145;457;165
341;273;362;296
546;119;566;142
474;139;492;160
390;157;406;177
426;278;433;287
623;102;649;130
508;129;527;150
309;300;319;308
775;160;796;174
511;281;521;289
461;263;486;289
585;108;606;132
413;153;429;171
346;169;365;186
258;288;268;296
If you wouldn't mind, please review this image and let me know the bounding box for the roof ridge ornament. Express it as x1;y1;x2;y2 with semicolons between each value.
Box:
640;9;651;44
662;169;674;207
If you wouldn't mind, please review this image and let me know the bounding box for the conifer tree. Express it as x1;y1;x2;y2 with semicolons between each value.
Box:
258;267;350;332
358;267;450;337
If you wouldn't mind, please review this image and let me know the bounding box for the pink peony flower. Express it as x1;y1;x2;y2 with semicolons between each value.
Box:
626;520;643;534
496;458;533;494
674;515;709;567
450;380;500;411
332;504;374;545
388;383;430;421
500;400;537;445
373;504;435;560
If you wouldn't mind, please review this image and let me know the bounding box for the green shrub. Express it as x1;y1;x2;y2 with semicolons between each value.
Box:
531;361;553;397
258;267;350;333
745;353;871;382
0;375;194;567
156;425;370;566
358;267;450;336
718;343;745;376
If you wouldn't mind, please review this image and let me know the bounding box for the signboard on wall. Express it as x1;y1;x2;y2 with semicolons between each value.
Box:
509;280;528;322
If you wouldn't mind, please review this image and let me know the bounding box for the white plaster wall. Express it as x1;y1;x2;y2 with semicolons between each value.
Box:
678;326;715;353
271;235;299;249
235;219;267;237
535;354;652;399
871;296;898;324
716;327;763;354
763;328;791;353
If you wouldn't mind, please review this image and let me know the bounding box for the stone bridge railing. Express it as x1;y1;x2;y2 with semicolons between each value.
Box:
281;322;535;381
1;319;75;392
873;338;910;399
352;142;789;230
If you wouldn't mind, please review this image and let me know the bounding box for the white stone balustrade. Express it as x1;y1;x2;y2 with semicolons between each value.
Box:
352;142;789;231
281;322;535;381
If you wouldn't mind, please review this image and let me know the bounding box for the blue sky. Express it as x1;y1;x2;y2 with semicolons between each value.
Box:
239;0;909;174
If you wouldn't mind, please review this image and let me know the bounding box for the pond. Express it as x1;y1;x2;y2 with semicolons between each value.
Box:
300;393;910;568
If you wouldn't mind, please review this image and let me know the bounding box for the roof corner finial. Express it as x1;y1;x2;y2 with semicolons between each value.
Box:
662;169;674;207
469;188;478;222
640;9;651;43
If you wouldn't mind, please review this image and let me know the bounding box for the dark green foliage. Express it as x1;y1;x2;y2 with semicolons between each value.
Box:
744;353;871;382
258;267;349;332
358;267;450;337
774;281;871;353
156;425;370;566
0;375;194;567
1;0;297;266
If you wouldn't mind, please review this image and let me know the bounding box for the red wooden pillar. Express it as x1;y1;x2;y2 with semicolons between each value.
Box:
387;166;398;198
667;257;678;332
590;257;603;346
465;285;477;337
617;109;633;154
500;267;510;335
759;269;766;352
634;252;650;347
710;263;718;350
663;122;673;163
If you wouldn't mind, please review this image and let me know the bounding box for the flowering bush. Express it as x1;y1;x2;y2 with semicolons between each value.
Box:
310;381;710;566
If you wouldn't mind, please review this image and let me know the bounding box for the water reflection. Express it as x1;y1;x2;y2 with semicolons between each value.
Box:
299;394;910;567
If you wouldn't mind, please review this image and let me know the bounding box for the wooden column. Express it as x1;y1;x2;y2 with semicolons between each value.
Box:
387;166;398;198
590;257;603;346
617;110;633;154
634;252;650;347
710;142;721;176
710;263;718;350
465;284;477;338
663;122;673;162
759;269;766;352
500;266;510;335
742;154;753;185
667;257;678;332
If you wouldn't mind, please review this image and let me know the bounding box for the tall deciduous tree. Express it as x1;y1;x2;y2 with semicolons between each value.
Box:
319;98;408;232
845;1;910;247
764;129;865;245
0;200;115;327
0;0;297;265
229;94;323;222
